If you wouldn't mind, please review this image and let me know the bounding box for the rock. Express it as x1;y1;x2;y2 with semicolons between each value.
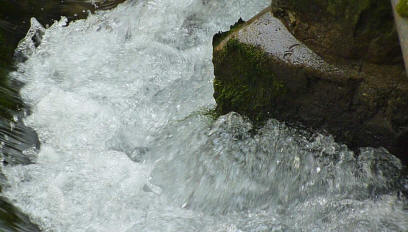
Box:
392;0;408;77
212;7;408;164
271;0;403;65
397;0;408;17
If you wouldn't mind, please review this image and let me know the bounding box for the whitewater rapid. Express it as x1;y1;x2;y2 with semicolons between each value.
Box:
1;0;408;231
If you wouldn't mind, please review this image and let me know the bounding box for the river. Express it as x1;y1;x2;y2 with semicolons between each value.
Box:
1;0;408;231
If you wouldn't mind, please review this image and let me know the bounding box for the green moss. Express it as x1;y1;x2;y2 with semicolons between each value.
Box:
196;106;218;121
397;0;408;17
213;39;287;124
212;18;245;48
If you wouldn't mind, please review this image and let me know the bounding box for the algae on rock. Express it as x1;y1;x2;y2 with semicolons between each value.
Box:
397;0;408;17
213;39;286;123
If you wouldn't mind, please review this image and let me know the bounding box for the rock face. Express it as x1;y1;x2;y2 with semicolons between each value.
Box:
397;0;408;17
392;0;408;77
271;0;403;65
213;8;408;164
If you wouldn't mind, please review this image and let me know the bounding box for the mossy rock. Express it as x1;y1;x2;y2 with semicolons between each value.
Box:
213;39;287;124
213;9;408;164
272;0;403;65
213;18;246;48
397;0;408;17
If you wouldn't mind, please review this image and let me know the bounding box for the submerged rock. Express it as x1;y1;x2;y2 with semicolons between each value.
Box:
212;7;408;164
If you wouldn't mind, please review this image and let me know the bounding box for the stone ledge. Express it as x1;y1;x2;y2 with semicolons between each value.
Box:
213;8;408;164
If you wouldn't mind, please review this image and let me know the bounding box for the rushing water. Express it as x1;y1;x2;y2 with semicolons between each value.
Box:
1;0;408;231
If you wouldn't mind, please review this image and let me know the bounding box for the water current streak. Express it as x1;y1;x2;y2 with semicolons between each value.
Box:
1;0;407;231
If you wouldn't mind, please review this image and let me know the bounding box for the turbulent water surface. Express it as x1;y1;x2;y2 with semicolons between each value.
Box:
1;0;408;231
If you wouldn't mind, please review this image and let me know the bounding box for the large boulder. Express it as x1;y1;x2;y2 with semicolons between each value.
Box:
397;0;408;17
392;0;408;77
271;0;403;65
213;7;408;164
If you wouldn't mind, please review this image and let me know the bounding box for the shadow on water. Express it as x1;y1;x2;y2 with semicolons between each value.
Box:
0;0;125;230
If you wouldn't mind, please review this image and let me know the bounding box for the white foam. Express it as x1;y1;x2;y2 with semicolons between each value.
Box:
2;0;408;231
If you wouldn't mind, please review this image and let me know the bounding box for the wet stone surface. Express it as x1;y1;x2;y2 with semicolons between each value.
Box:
213;8;408;165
